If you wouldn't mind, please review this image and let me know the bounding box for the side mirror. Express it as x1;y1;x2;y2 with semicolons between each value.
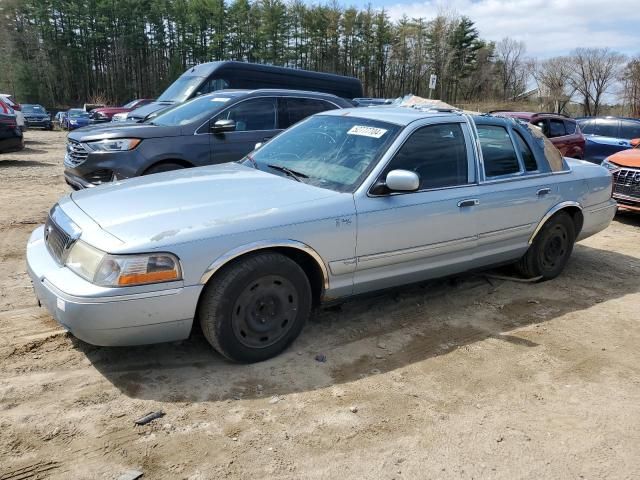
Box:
385;170;420;192
630;138;640;148
254;142;263;150
211;119;236;133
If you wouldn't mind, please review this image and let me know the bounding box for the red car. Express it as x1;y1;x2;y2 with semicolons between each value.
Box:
491;111;585;159
89;98;154;123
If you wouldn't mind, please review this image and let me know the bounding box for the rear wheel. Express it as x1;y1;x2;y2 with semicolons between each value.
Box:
144;162;186;175
516;211;576;280
198;252;312;362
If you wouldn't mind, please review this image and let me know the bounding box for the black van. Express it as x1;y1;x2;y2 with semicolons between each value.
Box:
126;62;363;122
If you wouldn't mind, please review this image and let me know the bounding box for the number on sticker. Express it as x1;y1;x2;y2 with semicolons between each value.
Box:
347;125;388;138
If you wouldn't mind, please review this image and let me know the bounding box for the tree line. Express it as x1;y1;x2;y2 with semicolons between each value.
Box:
0;0;637;117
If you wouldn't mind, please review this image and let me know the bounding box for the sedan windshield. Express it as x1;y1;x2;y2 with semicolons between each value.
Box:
23;105;46;114
150;95;234;126
69;110;89;118
242;115;401;192
157;76;204;103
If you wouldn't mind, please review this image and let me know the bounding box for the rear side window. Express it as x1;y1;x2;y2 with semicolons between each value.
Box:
564;120;577;134
280;98;336;129
593;119;619;137
549;119;566;137
383;123;468;189
619;120;640;140
513;130;538;171
216;97;276;131
477;125;521;177
532;119;549;136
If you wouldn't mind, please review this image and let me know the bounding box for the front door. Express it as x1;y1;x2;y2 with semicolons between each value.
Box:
353;121;480;294
210;97;281;164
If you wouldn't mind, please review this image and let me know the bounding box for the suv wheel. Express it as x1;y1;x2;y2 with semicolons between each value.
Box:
198;252;312;362
516;211;576;280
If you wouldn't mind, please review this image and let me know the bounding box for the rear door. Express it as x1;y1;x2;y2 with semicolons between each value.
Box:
583;118;621;163
210;97;279;164
547;118;569;155
474;123;557;265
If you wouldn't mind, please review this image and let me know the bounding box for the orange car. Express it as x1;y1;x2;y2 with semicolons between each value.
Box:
602;139;640;212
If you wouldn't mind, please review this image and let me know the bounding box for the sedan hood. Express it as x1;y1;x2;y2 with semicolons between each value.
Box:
69;122;181;142
69;163;340;250
608;148;640;168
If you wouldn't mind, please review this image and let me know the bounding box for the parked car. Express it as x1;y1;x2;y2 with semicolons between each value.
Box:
61;109;91;130
22;104;53;130
28;107;616;362
63;89;352;189
89;99;154;124
601;138;640;212
491;111;585;159
54;111;66;125
0;94;25;131
125;61;364;122
0;98;24;152
576;116;640;163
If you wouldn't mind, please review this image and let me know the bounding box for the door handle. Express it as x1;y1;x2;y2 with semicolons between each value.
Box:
457;199;479;208
537;188;551;196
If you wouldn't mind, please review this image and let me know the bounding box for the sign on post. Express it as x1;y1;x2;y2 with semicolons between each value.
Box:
429;74;437;90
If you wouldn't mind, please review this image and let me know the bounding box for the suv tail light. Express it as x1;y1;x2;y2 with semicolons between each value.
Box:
11;103;21;111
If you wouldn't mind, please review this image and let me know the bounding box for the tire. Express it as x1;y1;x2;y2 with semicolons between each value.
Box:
144;162;186;175
199;252;312;363
516;211;576;280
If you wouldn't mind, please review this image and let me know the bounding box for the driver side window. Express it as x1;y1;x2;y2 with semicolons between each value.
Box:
383;123;469;190
215;98;276;132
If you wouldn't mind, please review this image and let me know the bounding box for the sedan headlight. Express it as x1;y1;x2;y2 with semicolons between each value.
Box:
65;241;181;287
84;138;141;152
601;159;619;172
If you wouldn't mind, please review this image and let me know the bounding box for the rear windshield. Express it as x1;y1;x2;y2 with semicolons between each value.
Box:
69;110;89;118
150;95;233;126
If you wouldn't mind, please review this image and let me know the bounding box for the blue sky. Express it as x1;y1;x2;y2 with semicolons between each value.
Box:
333;0;640;58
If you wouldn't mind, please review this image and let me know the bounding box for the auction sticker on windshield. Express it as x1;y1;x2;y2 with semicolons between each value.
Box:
347;125;388;138
211;97;231;102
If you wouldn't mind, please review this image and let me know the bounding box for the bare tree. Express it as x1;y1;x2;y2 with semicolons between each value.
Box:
532;56;576;113
495;37;528;100
621;57;640;117
569;48;625;116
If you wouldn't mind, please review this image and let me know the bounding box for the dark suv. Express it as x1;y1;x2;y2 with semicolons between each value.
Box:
491;112;585;159
64;89;351;189
576;116;640;163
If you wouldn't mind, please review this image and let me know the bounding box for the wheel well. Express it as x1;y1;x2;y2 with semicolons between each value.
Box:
200;247;326;307
562;206;584;236
143;159;194;175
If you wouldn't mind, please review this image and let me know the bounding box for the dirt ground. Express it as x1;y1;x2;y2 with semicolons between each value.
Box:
1;130;639;479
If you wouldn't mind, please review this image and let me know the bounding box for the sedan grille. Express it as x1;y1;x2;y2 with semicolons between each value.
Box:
612;168;640;199
44;205;81;265
64;139;89;167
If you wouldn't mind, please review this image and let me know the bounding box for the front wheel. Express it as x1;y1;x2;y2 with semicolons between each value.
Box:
516;211;576;280
198;252;312;362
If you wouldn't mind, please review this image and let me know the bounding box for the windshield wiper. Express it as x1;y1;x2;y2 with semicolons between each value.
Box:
267;164;308;182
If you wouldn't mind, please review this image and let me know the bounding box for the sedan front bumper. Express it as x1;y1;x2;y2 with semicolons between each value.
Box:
26;226;202;346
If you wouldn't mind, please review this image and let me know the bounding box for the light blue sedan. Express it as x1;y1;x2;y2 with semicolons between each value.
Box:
27;108;617;362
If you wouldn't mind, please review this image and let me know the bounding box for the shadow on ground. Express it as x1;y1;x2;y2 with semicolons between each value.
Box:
75;243;639;403
0;159;53;167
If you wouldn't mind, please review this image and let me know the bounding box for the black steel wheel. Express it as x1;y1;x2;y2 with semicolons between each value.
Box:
516;211;576;280
198;252;312;362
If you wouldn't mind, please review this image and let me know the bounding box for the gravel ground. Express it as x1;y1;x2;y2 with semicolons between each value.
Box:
1;130;639;479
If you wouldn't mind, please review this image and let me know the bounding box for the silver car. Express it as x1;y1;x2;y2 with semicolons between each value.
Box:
27;108;617;362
